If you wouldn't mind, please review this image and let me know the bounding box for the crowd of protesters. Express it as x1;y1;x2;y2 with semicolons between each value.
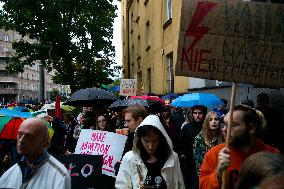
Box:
0;92;284;189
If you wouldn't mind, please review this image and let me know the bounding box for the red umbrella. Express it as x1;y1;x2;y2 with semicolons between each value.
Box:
0;116;25;140
130;95;165;106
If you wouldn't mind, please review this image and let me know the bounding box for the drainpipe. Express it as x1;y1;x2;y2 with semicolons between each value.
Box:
126;0;132;79
39;63;45;102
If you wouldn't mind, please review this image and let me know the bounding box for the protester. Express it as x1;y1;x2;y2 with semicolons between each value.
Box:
255;93;284;152
73;112;86;140
235;152;284;189
160;109;177;149
214;99;228;119
178;105;207;189
122;105;148;155
63;112;77;152
0;118;71;189
199;105;279;189
46;108;66;154
115;115;185;189
193;111;223;176
96;114;111;131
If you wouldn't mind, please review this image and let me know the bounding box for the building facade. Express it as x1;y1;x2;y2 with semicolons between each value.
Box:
0;29;69;104
121;0;192;95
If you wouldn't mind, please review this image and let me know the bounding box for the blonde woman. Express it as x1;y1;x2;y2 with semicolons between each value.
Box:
193;111;224;176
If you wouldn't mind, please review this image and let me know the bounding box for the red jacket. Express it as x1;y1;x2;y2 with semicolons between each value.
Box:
199;139;279;189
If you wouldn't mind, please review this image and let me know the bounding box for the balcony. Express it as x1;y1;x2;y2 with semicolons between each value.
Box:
0;76;19;83
0;88;19;95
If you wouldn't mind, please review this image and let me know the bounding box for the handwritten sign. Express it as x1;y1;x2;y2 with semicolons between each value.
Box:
74;130;127;177
115;128;129;136
176;0;284;88
119;79;137;96
54;154;102;189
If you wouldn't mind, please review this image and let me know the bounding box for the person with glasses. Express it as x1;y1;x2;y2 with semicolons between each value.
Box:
178;105;207;189
96;114;111;132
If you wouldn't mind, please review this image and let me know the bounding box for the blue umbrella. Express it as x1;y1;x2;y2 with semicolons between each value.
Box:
0;108;32;118
161;93;179;100
108;85;120;92
171;93;223;108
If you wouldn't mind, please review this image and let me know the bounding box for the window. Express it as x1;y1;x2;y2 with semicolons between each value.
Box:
164;0;172;21
137;35;141;57
136;0;140;22
146;21;151;49
166;52;174;93
4;84;9;89
147;68;151;93
3;34;9;42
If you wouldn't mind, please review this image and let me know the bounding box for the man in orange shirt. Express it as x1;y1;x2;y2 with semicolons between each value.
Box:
199;105;279;189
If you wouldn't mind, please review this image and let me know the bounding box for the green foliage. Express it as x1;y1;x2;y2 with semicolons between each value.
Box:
49;88;59;102
0;0;120;92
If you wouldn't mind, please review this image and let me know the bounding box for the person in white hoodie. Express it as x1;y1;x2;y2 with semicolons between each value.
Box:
115;115;185;189
0;118;71;189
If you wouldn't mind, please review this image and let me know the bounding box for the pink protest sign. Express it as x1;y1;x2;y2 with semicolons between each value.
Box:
74;130;127;177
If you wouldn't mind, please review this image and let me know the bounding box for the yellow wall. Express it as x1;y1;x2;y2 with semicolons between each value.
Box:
121;0;189;95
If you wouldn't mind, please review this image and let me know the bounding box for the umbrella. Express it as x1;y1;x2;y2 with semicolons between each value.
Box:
64;87;117;107
109;99;165;113
0;116;24;139
161;93;179;100
0;108;33;118
108;85;120;92
171;93;223;108
7;106;31;112
130;95;165;106
41;102;76;112
18;99;39;105
0;115;54;140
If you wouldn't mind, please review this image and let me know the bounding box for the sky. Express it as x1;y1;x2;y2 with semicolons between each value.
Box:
112;1;122;77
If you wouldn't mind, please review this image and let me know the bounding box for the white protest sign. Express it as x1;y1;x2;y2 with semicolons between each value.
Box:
74;130;127;177
119;79;137;96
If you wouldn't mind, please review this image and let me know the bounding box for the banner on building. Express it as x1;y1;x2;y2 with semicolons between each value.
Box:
175;0;284;88
54;154;103;189
74;129;127;177
119;79;137;96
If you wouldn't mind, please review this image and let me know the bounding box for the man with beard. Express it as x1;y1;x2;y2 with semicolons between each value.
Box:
178;105;207;189
199;105;279;189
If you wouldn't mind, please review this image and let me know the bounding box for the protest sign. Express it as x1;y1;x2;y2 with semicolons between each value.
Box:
175;0;284;88
119;79;137;96
54;154;102;189
75;130;127;177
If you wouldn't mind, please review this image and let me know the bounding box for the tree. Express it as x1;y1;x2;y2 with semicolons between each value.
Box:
0;0;120;93
49;88;59;102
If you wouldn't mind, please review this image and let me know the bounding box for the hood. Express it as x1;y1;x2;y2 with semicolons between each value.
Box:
132;115;173;154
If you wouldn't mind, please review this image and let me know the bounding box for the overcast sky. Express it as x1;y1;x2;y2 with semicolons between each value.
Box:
112;1;122;70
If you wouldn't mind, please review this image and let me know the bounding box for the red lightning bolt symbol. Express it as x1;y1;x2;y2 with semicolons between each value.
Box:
186;2;217;51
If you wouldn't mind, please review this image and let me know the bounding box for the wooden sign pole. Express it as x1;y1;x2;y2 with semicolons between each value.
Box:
221;82;237;189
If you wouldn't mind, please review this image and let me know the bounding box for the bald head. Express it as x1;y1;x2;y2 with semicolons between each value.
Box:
21;118;48;139
17;118;49;162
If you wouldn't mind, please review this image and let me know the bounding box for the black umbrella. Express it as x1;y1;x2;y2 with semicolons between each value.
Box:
64;88;117;107
108;99;165;113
